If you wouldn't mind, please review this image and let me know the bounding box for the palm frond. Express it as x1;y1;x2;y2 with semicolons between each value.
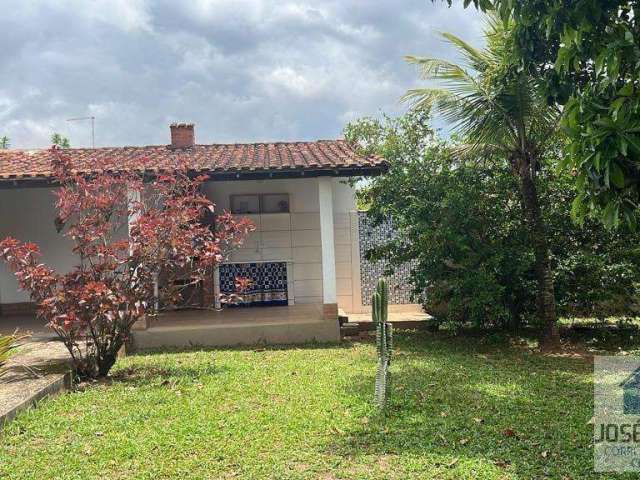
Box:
452;142;511;162
401;88;454;111
439;32;490;71
405;56;470;79
403;15;559;161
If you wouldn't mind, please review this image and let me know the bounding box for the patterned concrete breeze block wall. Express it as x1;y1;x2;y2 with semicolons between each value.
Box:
358;212;415;305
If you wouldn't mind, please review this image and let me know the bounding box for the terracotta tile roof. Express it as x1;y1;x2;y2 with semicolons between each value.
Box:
0;140;386;181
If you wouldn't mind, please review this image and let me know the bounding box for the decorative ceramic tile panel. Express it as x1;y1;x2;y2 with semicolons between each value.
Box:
358;212;415;305
220;262;288;306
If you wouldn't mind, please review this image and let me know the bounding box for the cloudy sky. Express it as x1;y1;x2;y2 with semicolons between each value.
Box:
0;1;484;149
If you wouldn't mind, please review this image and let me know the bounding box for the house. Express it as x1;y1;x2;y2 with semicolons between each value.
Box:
0;123;405;348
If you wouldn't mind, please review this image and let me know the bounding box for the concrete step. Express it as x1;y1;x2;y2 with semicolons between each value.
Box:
340;322;360;329
337;308;349;325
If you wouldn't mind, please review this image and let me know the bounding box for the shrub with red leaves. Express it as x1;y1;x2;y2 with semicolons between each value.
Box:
0;147;253;378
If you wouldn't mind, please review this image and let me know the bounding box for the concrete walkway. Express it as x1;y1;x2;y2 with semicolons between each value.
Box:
0;319;72;428
0;314;49;336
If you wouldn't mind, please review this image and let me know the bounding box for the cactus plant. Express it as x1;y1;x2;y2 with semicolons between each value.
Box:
373;278;393;409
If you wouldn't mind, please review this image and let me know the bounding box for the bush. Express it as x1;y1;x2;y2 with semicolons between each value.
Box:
346;112;640;330
0;149;253;378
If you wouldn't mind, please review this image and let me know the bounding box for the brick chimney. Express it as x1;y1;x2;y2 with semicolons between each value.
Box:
170;123;195;149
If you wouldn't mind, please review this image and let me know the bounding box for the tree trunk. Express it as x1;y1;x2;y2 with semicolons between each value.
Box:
98;352;118;377
517;159;560;350
96;339;124;377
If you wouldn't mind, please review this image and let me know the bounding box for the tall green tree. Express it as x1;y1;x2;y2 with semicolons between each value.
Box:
0;136;9;149
452;1;640;228
347;112;640;332
402;17;562;347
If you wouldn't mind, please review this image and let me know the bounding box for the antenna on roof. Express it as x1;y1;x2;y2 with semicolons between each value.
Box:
67;116;95;148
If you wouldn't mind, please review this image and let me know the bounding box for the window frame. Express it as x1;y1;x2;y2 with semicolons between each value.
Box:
230;193;290;214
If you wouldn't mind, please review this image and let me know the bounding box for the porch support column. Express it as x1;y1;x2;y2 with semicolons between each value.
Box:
318;177;338;320
214;266;221;310
128;189;149;331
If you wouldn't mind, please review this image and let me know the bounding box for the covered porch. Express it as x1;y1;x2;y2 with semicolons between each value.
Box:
129;174;350;348
0;174;358;349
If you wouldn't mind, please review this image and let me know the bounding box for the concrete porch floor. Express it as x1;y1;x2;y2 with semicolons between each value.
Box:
0;304;429;352
131;304;341;351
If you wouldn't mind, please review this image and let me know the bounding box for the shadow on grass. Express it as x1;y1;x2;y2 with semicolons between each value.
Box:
326;331;602;479
109;362;228;387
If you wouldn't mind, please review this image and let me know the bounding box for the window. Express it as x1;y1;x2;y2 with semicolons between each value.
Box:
231;195;260;214
230;194;289;214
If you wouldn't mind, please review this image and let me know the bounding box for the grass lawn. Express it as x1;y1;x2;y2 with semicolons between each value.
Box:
0;332;636;479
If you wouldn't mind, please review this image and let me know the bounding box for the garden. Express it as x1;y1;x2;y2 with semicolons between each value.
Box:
3;331;637;480
2;1;640;478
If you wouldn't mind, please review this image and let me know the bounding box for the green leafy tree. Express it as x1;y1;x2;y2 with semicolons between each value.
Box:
51;133;71;148
348;112;535;330
542;171;640;320
401;17;562;347
347;112;640;335
451;1;640;228
0;136;9;149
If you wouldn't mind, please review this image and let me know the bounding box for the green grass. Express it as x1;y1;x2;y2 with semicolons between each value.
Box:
0;332;636;479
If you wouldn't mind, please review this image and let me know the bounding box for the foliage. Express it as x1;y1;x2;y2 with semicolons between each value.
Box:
452;1;640;228
402;15;559;162
0;334;627;479
348;112;640;330
0;331;29;377
400;16;562;346
0;136;9;149
50;133;70;148
541;173;640;320
372;278;393;409
0;148;253;378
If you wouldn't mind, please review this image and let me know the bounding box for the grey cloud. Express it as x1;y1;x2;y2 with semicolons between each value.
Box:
0;0;484;149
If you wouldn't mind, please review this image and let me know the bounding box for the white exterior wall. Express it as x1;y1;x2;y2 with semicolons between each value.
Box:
203;177;360;312
0;187;129;306
0;178;362;313
0;188;77;304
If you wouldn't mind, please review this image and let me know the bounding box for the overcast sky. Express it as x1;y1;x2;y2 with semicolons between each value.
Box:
0;1;484;149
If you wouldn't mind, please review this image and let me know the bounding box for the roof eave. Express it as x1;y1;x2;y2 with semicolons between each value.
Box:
0;164;388;189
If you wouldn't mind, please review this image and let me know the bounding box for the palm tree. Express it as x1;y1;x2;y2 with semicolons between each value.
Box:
403;16;561;348
0;136;9;149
